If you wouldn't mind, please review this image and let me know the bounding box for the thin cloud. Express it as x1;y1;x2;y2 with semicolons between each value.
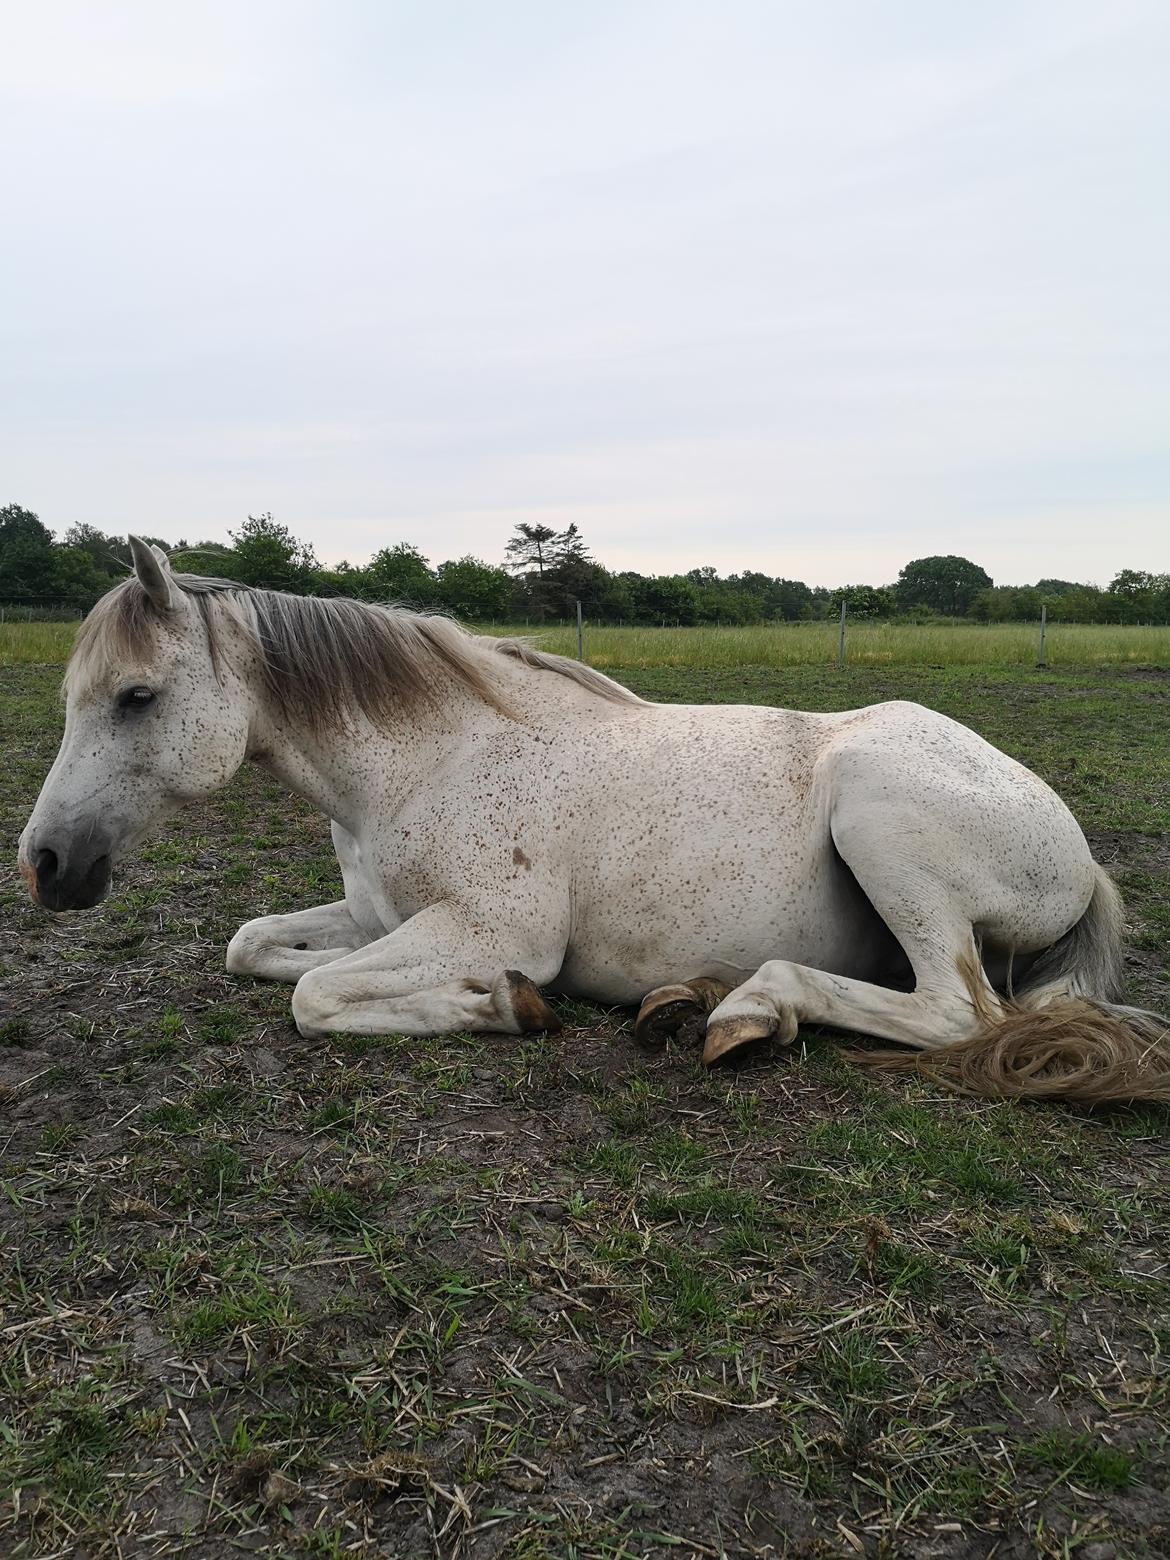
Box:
1;1;1167;586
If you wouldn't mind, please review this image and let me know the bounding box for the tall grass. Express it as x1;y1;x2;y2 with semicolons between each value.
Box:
1;622;77;666
4;618;1170;671
487;621;1170;669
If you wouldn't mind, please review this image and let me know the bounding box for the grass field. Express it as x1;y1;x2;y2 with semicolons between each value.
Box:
5;617;1170;671
1;651;1168;1557
500;622;1170;670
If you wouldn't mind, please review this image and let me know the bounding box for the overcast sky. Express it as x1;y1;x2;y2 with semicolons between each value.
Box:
2;2;1167;587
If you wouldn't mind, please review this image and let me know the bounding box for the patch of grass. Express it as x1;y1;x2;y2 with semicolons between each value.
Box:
580;1138;640;1187
491;621;1170;671
145;1083;243;1134
39;1120;81;1154
305;1184;375;1232
644;1180;760;1225
191;1143;247;1198
816;1329;891;1400
6;1376;134;1513
1020;1428;1136;1492
199;1006;250;1045
865;1233;941;1299
304;1098;358;1135
175;1253;300;1348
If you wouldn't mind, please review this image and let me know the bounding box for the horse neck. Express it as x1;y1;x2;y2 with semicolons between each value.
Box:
249;678;498;836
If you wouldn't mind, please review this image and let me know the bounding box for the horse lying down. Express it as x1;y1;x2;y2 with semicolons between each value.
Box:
19;539;1170;1105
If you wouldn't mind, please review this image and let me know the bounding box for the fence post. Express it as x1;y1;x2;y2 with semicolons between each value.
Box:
1037;604;1047;668
837;599;847;666
576;599;584;660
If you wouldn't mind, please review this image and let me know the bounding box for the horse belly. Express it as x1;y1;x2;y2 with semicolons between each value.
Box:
558;822;883;1004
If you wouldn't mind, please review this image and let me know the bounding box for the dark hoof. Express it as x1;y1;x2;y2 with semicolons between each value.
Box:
635;984;704;1047
503;970;562;1034
635;978;732;1048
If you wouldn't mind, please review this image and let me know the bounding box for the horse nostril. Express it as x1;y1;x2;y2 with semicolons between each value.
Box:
34;847;59;887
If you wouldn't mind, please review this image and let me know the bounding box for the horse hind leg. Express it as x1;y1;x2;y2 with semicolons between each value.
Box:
703;909;989;1066
702;862;1170;1105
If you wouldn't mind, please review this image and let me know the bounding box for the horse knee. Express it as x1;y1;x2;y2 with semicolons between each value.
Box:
291;970;337;1037
226;919;268;975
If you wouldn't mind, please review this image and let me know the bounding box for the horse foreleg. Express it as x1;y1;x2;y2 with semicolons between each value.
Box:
226;901;368;984
289;902;565;1038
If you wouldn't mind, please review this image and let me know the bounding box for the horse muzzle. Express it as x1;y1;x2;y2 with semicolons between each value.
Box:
20;832;113;912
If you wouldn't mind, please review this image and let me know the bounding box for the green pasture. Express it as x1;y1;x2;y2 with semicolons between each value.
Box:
511;620;1170;669
5;615;1170;671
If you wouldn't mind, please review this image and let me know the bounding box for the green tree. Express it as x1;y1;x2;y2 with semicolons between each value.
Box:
970;585;1042;622
366;543;436;605
504;521;562;618
312;561;372;598
769;577;814;621
435;556;512;620
228;513;319;591
1105;569;1169;623
0;503;58;595
832;584;896;618
627;573;701;624
504;522;558;579
169;541;239;576
546;523;597;613
896;555;992;616
686;566;755;623
1045;584;1104;623
62;522;126;576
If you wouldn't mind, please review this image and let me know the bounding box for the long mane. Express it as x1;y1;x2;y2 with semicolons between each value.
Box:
66;573;641;730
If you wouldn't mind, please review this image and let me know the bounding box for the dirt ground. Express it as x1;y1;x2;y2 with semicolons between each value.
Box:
1;661;1168;1559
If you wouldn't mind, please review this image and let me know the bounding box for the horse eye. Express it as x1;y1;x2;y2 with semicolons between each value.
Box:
118;686;156;712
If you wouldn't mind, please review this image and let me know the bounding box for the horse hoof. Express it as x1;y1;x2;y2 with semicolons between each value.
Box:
635;978;731;1048
635;985;703;1046
703;1014;777;1065
502;970;562;1034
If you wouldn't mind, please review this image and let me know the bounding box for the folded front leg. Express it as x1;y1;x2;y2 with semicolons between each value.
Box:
226;900;369;984
290;901;566;1038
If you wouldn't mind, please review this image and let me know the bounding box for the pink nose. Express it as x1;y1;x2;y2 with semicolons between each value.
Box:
18;854;39;902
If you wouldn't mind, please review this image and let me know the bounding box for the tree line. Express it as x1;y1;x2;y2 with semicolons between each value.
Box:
2;502;1168;625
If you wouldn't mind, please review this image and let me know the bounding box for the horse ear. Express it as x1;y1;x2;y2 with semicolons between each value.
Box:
149;543;172;571
128;535;173;612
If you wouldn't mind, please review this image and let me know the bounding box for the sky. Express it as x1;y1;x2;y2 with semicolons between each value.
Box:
1;1;1168;588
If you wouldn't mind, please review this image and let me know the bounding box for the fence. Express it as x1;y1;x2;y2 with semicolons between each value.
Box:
0;601;90;623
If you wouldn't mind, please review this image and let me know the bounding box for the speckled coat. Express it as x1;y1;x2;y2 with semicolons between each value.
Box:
20;540;1109;1067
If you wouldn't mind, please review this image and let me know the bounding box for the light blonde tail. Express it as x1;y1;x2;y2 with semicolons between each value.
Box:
888;997;1170;1104
856;867;1170;1105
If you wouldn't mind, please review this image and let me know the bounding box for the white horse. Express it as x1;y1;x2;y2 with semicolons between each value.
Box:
18;540;1170;1103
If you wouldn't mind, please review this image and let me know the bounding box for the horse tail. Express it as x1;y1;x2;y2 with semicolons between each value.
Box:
1013;861;1128;1008
860;867;1170;1105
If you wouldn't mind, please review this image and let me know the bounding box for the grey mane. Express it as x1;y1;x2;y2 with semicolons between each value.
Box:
67;572;641;729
